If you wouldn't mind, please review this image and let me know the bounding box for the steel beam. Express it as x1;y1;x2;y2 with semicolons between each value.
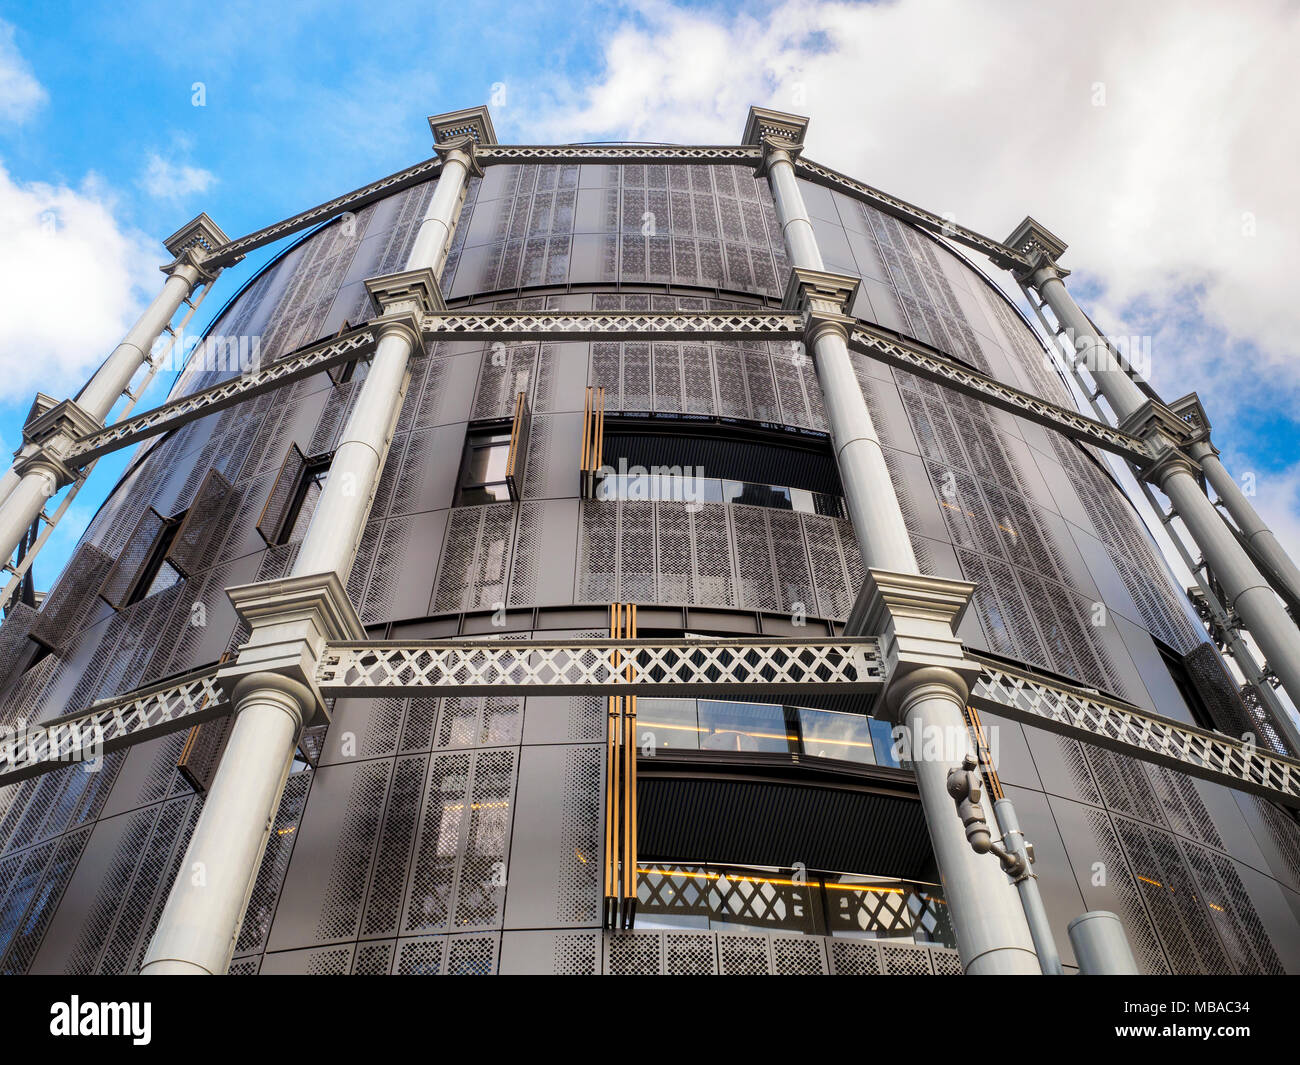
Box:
66;327;377;466
968;652;1300;806
846;324;1153;462
316;637;886;697
419;310;802;341
0;667;226;786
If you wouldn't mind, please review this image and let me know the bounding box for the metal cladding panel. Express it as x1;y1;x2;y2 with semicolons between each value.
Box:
28;545;114;654
503;743;603;930
269;759;390;951
1045;794;1172;975
508;499;578;608
637;774;931;880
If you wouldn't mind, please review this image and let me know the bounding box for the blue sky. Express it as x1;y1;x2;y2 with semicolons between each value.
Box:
1;0;1298;598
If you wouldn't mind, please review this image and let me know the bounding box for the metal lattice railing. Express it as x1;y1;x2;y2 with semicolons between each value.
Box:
316;638;887;697
847;324;1153;462
0;667;226;786
420;311;803;341
968;652;1300;805
6;639;1300;810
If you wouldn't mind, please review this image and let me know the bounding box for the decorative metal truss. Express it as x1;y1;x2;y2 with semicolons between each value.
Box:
419;310;802;341
199;143;1023;274
207;157;445;268
968;652;1300;806
315;637;886;697
52;310;1161;477
793;158;1031;272
6;638;1300;812
66;327;377;465
845;324;1153;462
0;667;225;786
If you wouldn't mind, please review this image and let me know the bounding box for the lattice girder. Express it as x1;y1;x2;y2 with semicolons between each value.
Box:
847;324;1153;462
0;667;227;786
66;327;377;466
968;652;1300;806
420;311;803;341
315;638;887;697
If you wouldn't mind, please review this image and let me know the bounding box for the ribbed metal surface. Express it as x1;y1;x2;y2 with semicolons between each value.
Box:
637;768;931;879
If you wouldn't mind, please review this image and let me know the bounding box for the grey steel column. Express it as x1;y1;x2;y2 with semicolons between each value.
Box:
751;108;1038;974
1012;218;1300;723
141;122;483;976
1157;459;1300;737
1031;264;1145;422
0;215;227;569
135;674;311;974
1191;441;1300;607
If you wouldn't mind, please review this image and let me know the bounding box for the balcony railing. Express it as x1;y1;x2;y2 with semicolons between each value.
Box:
634;862;955;948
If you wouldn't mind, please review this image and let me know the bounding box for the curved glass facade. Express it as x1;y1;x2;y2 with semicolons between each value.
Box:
0;159;1296;976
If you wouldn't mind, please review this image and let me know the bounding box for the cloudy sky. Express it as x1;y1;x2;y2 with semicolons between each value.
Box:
0;0;1297;589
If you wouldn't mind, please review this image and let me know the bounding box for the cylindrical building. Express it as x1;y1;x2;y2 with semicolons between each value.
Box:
0;108;1298;975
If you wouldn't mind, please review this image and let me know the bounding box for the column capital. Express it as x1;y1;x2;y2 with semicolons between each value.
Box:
755;135;804;177
742;104;810;146
1120;398;1204;485
1004;216;1069;279
782;266;859;340
20;397;98;449
434;133;485;179
161;212;235;275
220;571;366;726
365;268;444;348
846;568;981;716
1167;392;1215;451
365;267;446;316
428;105;498;147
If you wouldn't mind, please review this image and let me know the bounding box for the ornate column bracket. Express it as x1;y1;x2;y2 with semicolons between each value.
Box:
782;266;859;340
1117;398;1201;486
219;572;366;727
365;269;446;355
14;398;101;488
161;212;235;281
846;568;981;717
1003;216;1070;281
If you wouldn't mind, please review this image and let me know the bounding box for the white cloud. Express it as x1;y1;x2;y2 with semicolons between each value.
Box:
519;0;1300;390
517;0;1300;556
140;152;217;200
0;165;158;401
0;21;45;124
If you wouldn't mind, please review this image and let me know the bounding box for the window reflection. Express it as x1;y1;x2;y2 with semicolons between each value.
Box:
637;698;898;768
599;471;844;517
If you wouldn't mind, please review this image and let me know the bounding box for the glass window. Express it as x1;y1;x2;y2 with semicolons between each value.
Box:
456;429;513;506
797;707;876;765
697;699;793;753
637;698;701;751
281;461;329;545
869;718;902;768
128;520;182;604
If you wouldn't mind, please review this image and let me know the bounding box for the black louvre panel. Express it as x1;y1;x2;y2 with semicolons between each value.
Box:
27;543;114;653
98;508;167;610
166;468;235;577
256;444;308;546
